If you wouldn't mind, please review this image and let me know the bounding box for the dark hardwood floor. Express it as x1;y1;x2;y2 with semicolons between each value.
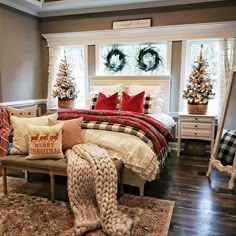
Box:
1;150;235;236
142;151;236;236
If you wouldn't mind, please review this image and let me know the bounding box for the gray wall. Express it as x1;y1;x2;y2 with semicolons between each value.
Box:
39;1;236;112
1;1;236;112
0;5;42;102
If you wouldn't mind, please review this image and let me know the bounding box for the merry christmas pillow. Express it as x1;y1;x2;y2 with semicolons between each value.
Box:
26;123;64;160
10;113;58;154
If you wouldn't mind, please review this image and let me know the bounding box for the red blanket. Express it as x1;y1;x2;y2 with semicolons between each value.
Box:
0;106;11;159
55;109;174;155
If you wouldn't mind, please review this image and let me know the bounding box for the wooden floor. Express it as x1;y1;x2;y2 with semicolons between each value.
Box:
141;151;236;236
1;151;236;236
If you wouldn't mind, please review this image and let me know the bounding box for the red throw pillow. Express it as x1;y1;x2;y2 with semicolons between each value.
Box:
94;92;118;110
120;91;145;113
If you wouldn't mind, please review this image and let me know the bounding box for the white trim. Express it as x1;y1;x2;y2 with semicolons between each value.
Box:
42;21;236;47
0;99;47;107
167;41;172;75
2;0;223;17
179;40;188;112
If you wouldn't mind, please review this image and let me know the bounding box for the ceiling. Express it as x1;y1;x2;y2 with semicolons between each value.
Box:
1;0;225;17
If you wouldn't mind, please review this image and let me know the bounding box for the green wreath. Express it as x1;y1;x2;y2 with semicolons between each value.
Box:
104;47;127;72
137;46;162;72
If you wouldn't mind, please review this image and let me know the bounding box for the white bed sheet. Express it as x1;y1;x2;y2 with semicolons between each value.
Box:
81;129;159;181
148;112;176;130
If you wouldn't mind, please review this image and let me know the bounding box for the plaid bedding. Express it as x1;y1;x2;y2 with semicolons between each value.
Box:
0;106;11;159
218;130;236;165
56;109;173;163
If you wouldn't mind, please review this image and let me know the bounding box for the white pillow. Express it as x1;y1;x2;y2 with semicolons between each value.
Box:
128;84;164;113
148;113;176;130
10;113;58;154
90;84;123;95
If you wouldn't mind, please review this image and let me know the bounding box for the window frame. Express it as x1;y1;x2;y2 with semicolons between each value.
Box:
179;39;223;114
95;41;172;76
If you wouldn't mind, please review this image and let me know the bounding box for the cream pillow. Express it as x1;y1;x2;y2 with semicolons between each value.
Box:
26;123;64;160
7;105;37;118
10;113;58;154
91;84;123;95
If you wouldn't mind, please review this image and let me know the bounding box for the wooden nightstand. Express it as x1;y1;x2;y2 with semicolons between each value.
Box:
177;113;215;157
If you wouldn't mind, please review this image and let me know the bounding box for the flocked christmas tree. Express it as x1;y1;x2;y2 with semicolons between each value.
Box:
53;55;79;100
183;44;215;105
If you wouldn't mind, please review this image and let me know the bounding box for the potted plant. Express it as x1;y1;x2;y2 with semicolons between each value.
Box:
182;44;215;114
53;55;79;109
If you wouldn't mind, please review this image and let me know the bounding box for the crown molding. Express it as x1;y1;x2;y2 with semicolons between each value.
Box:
43;21;236;47
1;0;224;17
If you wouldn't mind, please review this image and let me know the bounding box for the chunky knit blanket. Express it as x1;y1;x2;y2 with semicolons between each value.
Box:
66;143;133;236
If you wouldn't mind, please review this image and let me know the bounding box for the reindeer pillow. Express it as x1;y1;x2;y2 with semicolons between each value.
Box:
26;123;64;160
10;113;58;154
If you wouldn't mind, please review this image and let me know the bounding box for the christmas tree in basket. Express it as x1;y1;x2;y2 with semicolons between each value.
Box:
183;44;215;114
53;55;79;109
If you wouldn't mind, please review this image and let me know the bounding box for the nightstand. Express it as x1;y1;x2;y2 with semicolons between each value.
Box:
177;113;215;157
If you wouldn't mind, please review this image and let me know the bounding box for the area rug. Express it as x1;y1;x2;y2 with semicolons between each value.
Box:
0;177;174;236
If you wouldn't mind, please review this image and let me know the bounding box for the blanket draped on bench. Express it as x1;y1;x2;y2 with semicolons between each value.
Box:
66;143;133;236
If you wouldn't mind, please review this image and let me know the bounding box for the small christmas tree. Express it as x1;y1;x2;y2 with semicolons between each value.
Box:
53;55;79;100
183;44;215;105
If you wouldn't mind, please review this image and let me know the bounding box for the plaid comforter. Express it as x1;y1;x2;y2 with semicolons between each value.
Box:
56;109;173;156
0;106;11;159
218;130;236;165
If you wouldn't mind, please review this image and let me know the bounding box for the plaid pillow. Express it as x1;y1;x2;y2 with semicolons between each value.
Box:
90;94;99;110
143;95;154;114
90;94;153;114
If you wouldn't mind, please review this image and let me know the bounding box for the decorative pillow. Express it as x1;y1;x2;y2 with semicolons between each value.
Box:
26;123;64;160
128;84;164;113
120;91;145;113
90;84;123;95
48;117;83;150
7;105;37;118
94;92;118;110
10;113;58;155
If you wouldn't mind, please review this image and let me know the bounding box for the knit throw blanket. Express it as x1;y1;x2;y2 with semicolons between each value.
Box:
66;143;133;236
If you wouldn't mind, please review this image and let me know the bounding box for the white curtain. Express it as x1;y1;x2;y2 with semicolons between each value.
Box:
47;47;64;109
218;38;234;118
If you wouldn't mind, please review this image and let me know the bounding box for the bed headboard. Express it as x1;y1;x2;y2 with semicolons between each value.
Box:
89;76;171;114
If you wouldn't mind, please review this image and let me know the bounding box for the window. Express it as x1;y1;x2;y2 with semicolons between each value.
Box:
47;46;88;109
180;39;234;116
96;42;171;76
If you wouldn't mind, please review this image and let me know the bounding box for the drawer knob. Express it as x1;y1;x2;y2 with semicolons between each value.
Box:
195;125;197;128
195;132;197;135
195;118;198;121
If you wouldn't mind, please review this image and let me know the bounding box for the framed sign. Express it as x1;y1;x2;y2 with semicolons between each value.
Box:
112;19;151;30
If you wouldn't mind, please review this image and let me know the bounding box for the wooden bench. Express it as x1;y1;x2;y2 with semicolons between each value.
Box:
0;155;123;202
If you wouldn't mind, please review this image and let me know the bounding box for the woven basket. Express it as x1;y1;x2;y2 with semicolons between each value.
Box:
188;104;208;115
58;98;75;109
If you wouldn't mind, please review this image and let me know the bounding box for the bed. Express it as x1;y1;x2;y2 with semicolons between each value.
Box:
64;75;176;196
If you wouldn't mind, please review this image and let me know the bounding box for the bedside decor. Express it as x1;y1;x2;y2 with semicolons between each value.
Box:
183;44;215;114
137;46;162;72
53;55;79;108
104;46;127;73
